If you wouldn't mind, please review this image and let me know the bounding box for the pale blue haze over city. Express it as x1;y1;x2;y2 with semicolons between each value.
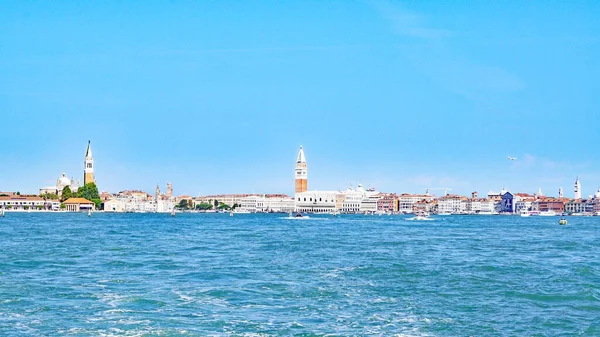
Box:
1;1;599;196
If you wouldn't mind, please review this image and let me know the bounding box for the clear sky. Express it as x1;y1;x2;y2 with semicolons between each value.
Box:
1;1;599;198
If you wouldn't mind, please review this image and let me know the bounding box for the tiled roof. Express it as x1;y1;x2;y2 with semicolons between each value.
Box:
63;198;94;204
0;196;44;201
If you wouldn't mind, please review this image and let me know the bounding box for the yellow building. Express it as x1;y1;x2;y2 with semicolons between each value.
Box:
84;141;95;185
63;197;95;212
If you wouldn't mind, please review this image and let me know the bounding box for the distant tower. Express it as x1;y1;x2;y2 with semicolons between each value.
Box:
167;183;173;197
295;145;308;193
537;188;543;197
155;185;161;201
574;177;581;199
559;187;563;198
471;191;478;199
84;140;95;185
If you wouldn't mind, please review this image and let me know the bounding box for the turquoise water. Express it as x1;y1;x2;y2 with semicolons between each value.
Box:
1;213;599;336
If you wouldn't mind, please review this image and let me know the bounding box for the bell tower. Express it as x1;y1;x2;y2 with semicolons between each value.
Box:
574;177;581;199
84;140;95;185
295;145;308;193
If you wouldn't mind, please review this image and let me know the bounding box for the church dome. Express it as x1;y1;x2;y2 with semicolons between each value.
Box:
58;173;72;187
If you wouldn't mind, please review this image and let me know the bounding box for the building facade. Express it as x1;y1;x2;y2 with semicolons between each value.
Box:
295;191;338;213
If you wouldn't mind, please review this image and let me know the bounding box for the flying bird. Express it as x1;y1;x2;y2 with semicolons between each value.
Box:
508;156;517;161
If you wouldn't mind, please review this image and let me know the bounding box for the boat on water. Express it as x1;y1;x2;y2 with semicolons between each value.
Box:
413;212;430;221
539;210;557;217
559;218;568;225
520;210;531;217
437;212;452;216
0;208;4;217
87;209;91;217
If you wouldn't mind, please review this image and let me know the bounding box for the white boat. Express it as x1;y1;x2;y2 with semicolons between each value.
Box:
437;212;452;216
0;208;4;217
520;210;531;217
539;210;557;217
413;212;431;221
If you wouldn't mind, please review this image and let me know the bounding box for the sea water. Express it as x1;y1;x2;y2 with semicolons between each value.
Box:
1;213;599;336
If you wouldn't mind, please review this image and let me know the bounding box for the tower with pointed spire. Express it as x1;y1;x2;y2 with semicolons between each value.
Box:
84;140;95;185
295;145;308;193
574;177;581;199
559;187;564;198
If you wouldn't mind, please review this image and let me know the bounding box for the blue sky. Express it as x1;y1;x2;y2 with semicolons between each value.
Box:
1;1;599;197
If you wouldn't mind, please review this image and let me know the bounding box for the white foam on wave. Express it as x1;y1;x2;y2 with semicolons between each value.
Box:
279;216;328;220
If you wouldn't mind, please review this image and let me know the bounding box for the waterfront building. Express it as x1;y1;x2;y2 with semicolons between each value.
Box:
377;193;398;213
574;177;581;200
102;184;175;213
479;199;496;214
195;194;257;208
437;194;467;214
413;199;437;214
238;195;262;213
84;141;95;185
513;193;536;213
565;198;594;214
262;195;295;213
0;195;48;211
338;184;380;213
63;197;95;212
103;199;126;212
295;190;338;213
465;198;483;213
117;190;152;201
534;198;567;213
398;193;434;213
295;145;308;193
487;190;503;202
238;194;295;213
500;190;516;213
335;193;346;210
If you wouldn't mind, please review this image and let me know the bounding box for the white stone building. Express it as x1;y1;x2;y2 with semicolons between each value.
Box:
295;190;339;213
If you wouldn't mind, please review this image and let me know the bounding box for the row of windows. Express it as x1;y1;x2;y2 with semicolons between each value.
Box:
297;197;333;202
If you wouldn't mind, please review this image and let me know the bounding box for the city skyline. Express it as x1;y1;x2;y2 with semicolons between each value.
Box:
0;140;596;200
1;1;599;196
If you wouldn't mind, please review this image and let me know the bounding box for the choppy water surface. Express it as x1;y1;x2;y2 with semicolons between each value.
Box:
1;213;599;336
